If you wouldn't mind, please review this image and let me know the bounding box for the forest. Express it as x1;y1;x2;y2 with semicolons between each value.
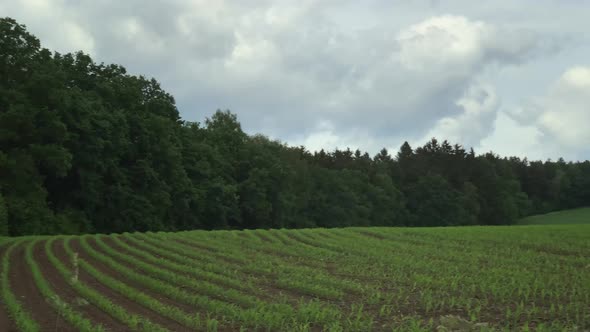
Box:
1;17;589;236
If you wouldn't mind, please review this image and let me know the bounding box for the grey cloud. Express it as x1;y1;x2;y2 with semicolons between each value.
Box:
506;66;590;160
1;0;585;158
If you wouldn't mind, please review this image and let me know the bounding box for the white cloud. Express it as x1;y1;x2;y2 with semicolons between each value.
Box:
2;0;96;55
476;112;544;159
59;21;95;55
536;67;590;147
504;66;590;160
396;15;491;71
394;15;541;73
2;0;585;159
420;83;499;146
291;121;383;154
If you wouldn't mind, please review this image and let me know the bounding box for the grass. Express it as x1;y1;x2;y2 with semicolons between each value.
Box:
0;219;589;330
518;207;590;225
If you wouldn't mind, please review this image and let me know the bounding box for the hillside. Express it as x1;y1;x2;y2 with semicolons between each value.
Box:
1;226;589;331
518;207;590;225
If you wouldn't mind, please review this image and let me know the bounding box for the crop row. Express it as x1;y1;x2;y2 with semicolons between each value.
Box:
1;225;589;331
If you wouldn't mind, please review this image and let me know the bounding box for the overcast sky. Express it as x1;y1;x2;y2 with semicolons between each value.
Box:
2;0;589;160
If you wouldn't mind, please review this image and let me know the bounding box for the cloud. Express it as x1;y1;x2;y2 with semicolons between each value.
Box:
394;15;546;72
290;120;385;154
278;14;546;149
2;0;96;55
506;66;590;159
476;112;544;160
419;83;499;147
2;1;580;159
538;67;590;146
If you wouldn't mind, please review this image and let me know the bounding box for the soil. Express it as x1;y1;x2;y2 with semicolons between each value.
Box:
83;237;241;332
66;238;194;332
0;243;18;332
39;239;127;331
8;241;76;331
116;235;319;309
98;236;252;305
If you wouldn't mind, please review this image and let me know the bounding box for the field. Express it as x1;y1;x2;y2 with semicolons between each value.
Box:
1;225;589;331
518;207;590;225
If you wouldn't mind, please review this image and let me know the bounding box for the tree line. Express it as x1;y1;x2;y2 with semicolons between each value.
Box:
1;17;589;235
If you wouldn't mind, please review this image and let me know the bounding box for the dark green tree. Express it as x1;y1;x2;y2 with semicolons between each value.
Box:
406;174;474;226
1;17;587;235
0;191;7;235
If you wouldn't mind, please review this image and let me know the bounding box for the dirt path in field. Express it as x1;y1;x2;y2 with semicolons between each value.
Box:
64;238;194;332
38;239;127;331
0;243;17;332
9;241;76;331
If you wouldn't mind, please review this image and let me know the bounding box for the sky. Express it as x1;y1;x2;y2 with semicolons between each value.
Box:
2;0;589;161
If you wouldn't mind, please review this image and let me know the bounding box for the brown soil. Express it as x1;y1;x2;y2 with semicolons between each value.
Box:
114;234;380;322
0;243;18;332
119;235;326;306
98;236;260;306
9;241;76;331
117;236;270;290
82;237;243;332
60;238;194;332
38;239;126;331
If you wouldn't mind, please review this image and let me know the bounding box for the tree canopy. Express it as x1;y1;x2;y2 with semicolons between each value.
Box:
1;17;589;236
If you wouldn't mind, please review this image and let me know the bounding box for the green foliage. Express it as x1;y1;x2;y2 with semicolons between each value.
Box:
406;174;474;226
1;17;589;235
0;192;7;235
